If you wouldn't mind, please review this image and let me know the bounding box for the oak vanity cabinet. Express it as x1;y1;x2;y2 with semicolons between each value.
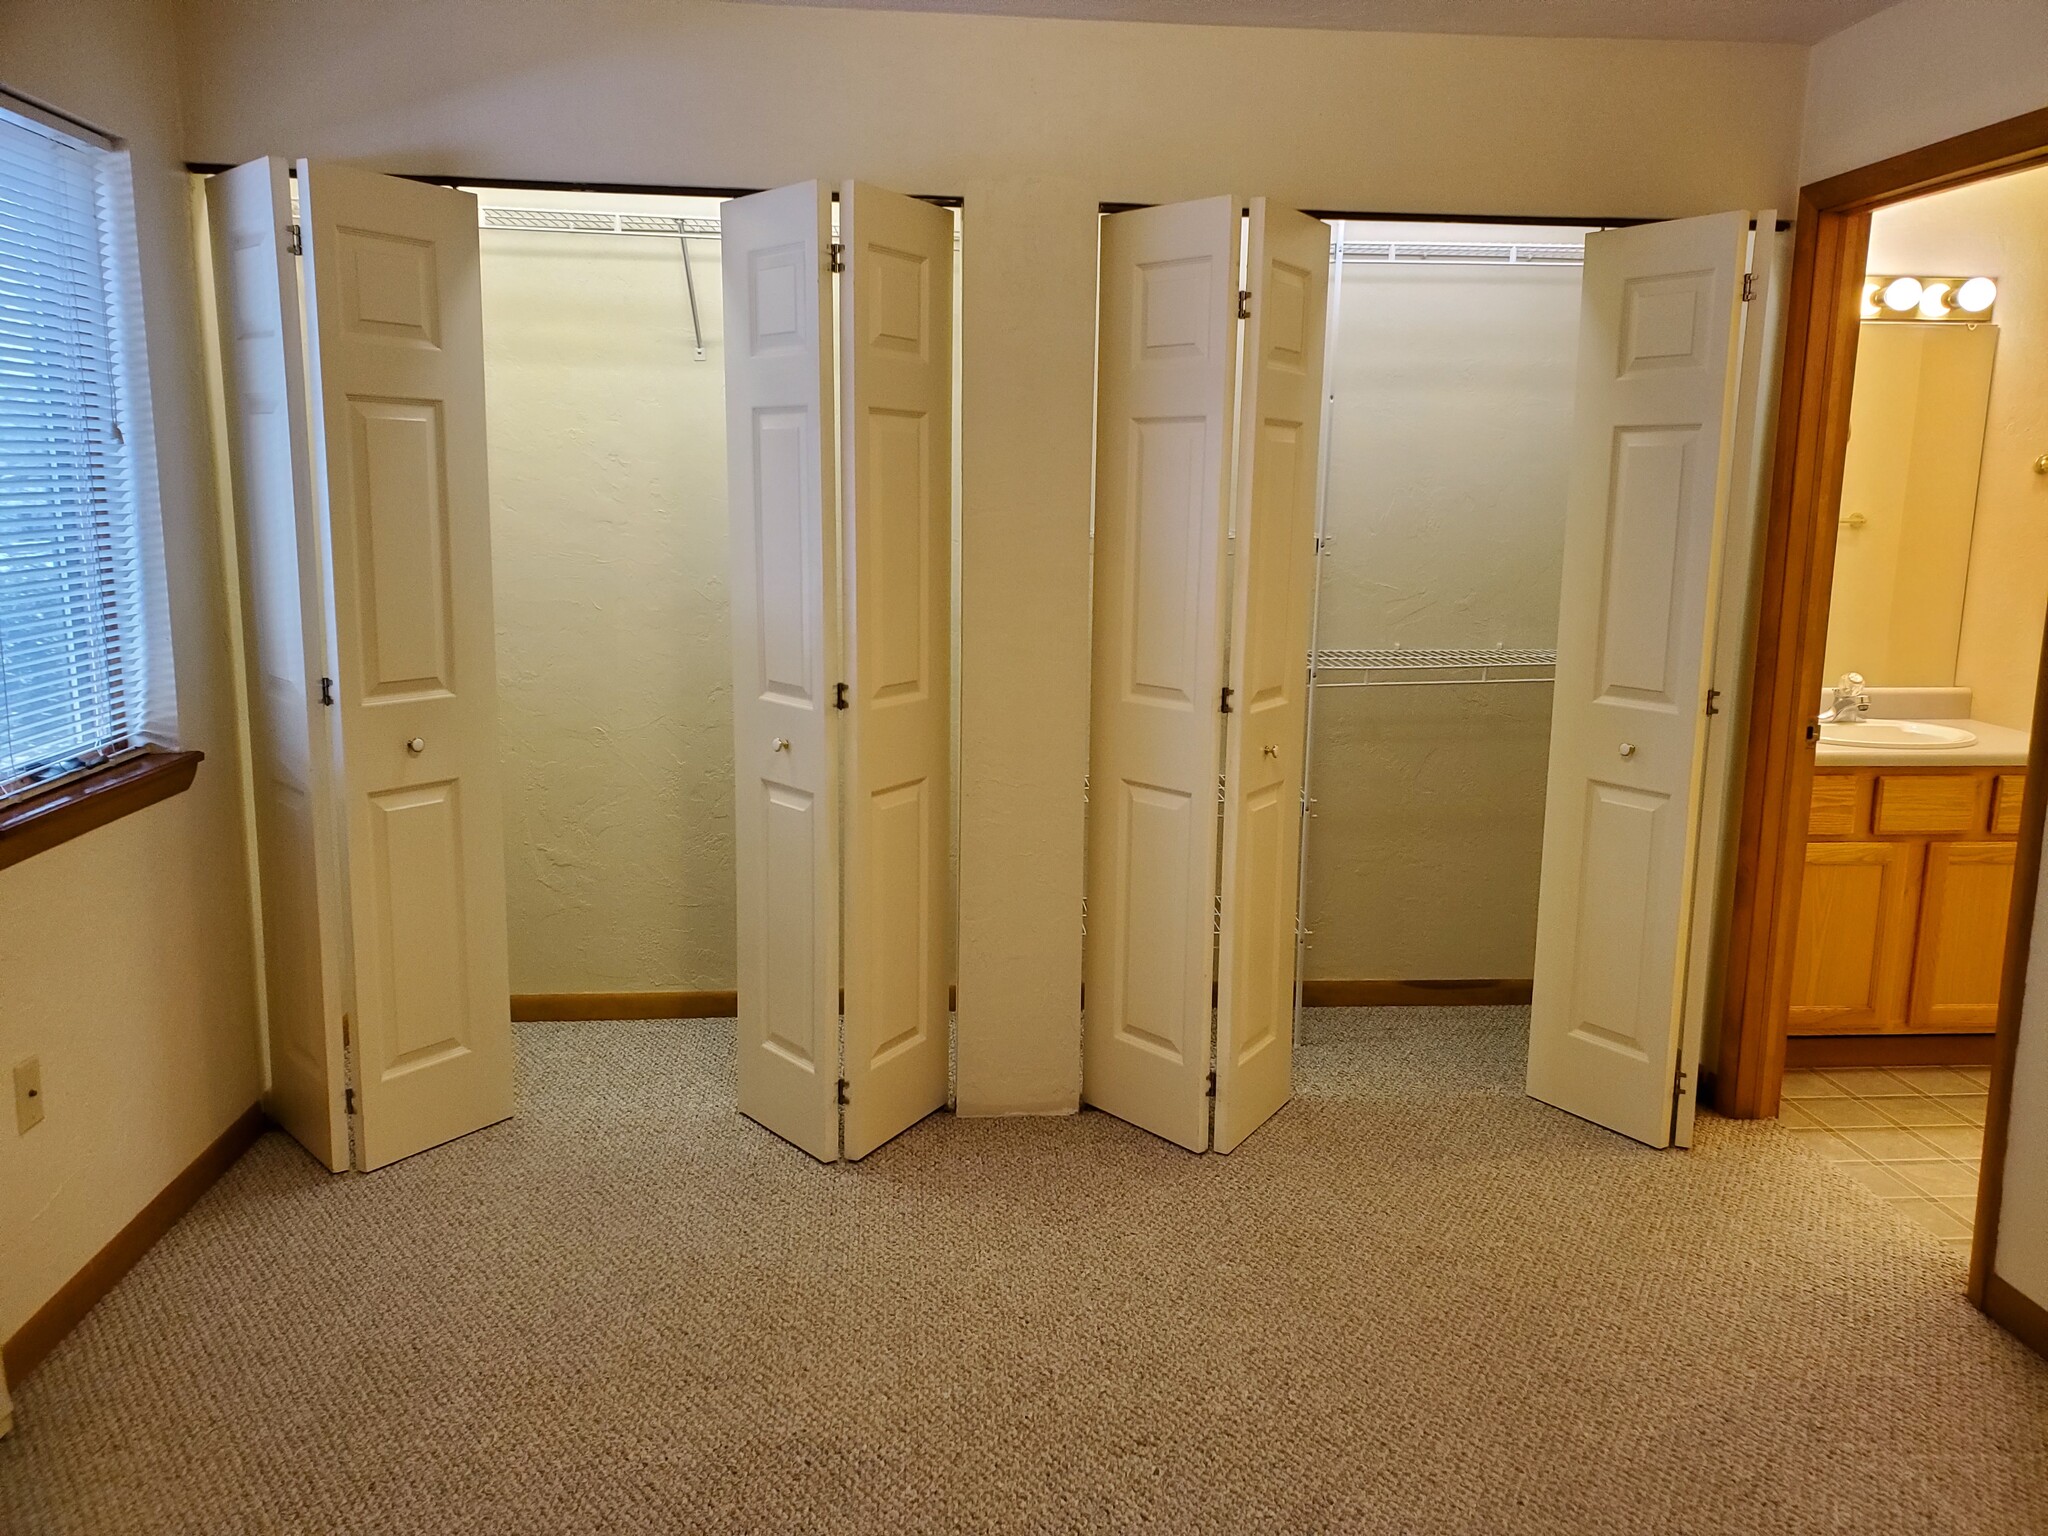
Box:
1789;767;2024;1035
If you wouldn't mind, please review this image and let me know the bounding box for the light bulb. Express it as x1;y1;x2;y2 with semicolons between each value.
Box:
1862;280;1882;319
1882;276;1924;312
1918;281;1952;319
1955;276;1997;313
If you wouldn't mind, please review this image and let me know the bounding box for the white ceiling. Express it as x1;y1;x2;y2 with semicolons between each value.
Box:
723;0;1898;45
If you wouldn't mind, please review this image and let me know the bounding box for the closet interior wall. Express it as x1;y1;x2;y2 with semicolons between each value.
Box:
1304;223;1590;989
474;189;737;1002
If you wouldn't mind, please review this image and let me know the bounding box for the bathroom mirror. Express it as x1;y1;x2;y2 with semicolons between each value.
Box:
1823;321;1998;685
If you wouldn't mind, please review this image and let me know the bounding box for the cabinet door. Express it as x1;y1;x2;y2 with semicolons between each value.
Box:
1910;841;2016;1031
1788;841;1921;1033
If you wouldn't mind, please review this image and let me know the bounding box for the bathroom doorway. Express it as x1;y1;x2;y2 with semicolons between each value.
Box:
1719;105;2048;1337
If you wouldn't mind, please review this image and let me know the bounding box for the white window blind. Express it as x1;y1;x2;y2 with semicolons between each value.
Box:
0;101;151;802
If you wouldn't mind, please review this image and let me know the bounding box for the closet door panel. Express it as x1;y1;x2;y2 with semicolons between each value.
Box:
1215;202;1331;1153
300;163;515;1171
722;182;842;1162
206;159;350;1172
1084;197;1240;1152
1525;211;1752;1149
839;182;953;1160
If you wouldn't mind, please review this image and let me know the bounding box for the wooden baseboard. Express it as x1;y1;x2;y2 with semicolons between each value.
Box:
1983;1272;2048;1360
1785;1033;1998;1068
1300;978;1533;1008
513;985;965;1022
511;990;738;1022
3;1102;265;1387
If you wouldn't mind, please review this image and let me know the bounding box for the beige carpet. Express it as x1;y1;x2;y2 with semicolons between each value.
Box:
5;1007;2046;1534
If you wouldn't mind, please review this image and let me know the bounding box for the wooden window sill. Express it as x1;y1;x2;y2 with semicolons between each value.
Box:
0;749;203;873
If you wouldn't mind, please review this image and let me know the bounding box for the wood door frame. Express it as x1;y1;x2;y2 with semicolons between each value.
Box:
1717;104;2048;1320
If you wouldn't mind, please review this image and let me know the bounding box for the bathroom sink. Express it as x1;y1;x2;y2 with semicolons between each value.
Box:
1819;720;1978;750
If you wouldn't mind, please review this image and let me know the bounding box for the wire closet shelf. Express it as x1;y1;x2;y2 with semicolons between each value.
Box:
1312;647;1558;688
1335;239;1584;268
479;205;722;238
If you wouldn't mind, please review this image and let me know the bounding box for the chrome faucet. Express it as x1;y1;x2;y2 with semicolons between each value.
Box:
1819;672;1869;724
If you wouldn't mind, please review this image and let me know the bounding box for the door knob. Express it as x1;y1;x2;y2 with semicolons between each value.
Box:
1618;742;1637;758
772;737;791;752
406;737;426;755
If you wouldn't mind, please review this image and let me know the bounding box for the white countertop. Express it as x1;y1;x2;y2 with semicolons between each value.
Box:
1815;718;2031;769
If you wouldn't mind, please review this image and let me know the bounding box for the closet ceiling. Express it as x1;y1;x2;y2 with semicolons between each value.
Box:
727;0;1892;43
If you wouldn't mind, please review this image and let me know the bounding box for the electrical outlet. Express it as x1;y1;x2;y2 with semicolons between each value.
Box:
13;1058;42;1134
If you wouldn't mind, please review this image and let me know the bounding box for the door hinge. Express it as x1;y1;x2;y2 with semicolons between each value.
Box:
1805;718;1821;742
836;1077;850;1106
344;1085;356;1115
1672;1065;1690;1102
1220;685;1235;714
828;241;845;274
1207;1069;1217;1097
834;682;848;710
1705;687;1721;717
1237;289;1252;320
286;223;303;257
319;676;334;706
1741;272;1757;302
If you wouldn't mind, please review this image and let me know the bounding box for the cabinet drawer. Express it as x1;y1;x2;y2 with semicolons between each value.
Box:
1872;773;1984;836
1808;772;1865;836
1994;774;2027;837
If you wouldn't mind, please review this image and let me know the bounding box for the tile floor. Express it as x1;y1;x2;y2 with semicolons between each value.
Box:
1781;1065;1991;1256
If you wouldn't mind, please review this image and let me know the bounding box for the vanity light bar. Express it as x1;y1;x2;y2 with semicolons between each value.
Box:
1861;273;1997;322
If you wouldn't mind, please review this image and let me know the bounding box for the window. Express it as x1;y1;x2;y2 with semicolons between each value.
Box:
0;97;161;805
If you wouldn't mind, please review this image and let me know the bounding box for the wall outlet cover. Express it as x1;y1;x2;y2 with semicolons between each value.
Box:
13;1057;43;1134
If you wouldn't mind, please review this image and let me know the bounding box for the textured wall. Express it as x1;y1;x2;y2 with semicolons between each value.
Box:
174;0;1807;1111
1304;227;1582;981
477;190;736;993
0;0;263;1342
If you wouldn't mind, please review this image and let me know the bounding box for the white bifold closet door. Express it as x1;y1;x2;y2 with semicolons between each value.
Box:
208;159;516;1173
1085;197;1331;1153
207;158;350;1172
1526;210;1766;1150
1215;204;1331;1152
724;180;953;1163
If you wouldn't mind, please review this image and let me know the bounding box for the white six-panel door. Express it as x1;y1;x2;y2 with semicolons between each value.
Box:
1214;203;1331;1154
206;158;350;1172
1083;197;1241;1153
299;164;516;1171
722;182;843;1163
838;183;954;1160
1526;211;1754;1149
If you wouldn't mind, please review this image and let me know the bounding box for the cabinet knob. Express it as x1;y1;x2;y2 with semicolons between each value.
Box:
406;737;426;755
1619;742;1637;758
772;737;791;753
